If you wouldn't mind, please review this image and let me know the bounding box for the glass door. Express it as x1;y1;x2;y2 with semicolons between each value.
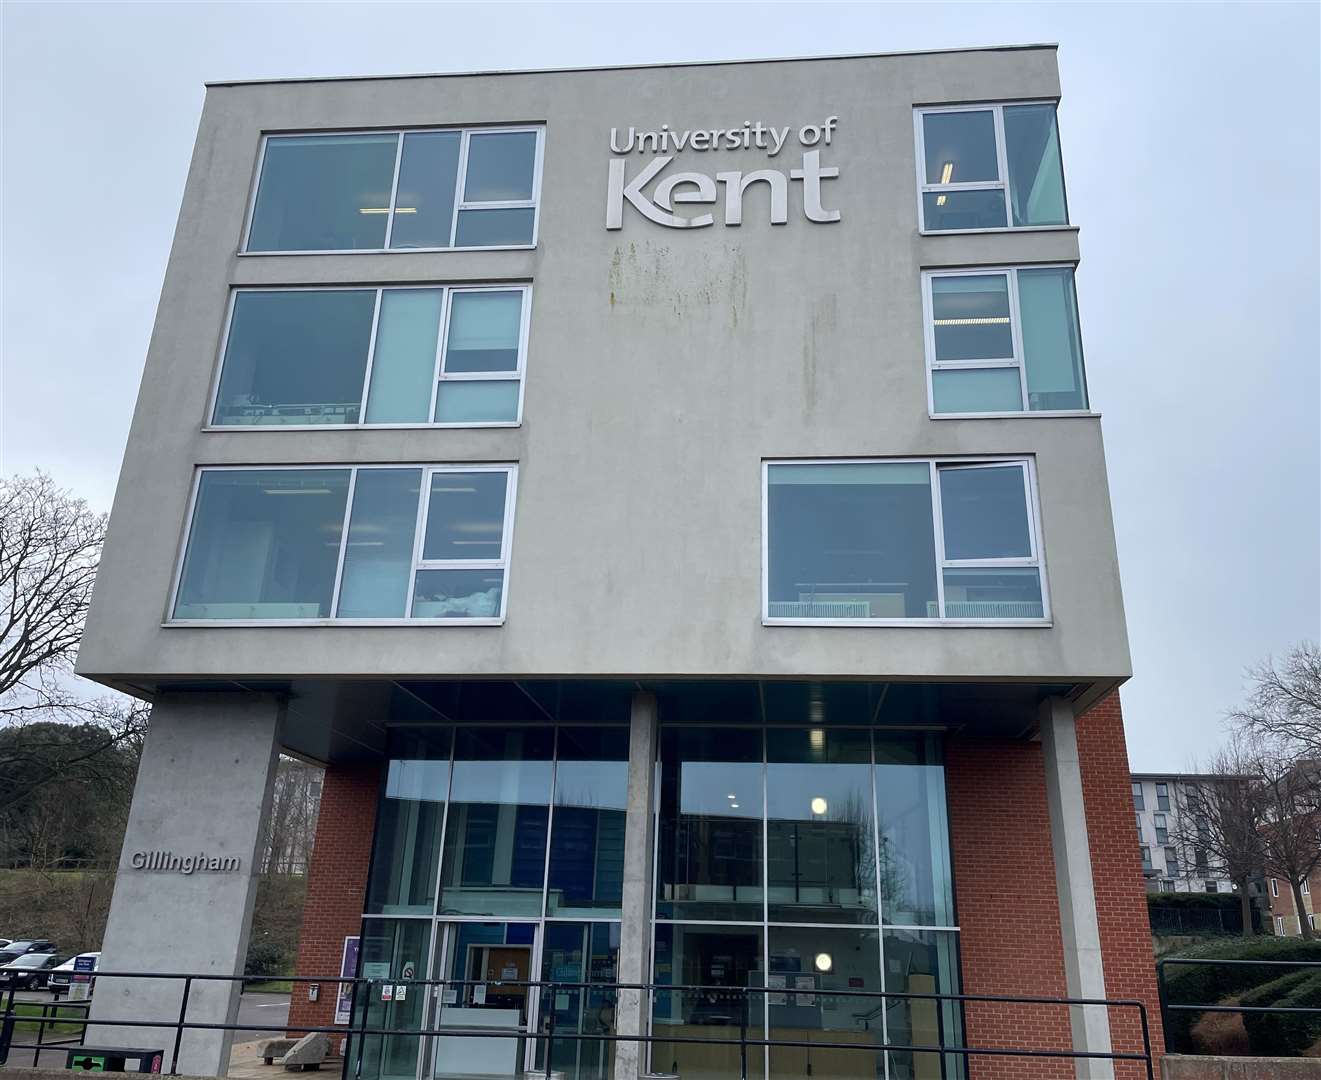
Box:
352;920;432;1080
535;923;621;1080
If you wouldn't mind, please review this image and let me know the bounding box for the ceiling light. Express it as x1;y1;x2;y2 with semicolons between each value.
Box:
935;194;947;207
811;797;828;816
394;207;418;213
262;488;334;496
814;952;833;973
939;161;953;185
730;803;740;809
431;487;478;493
809;728;825;752
932;317;1010;326
727;794;737;799
359;208;391;215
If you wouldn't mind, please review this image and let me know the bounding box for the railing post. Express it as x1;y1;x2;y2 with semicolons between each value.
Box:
170;976;192;1076
1136;1001;1155;1080
739;989;748;1080
32;1001;46;1067
544;981;555;1080
354;978;369;1080
0;987;13;1067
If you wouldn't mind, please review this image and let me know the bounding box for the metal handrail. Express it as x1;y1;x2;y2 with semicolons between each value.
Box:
2;969;1155;1080
1157;955;1321;1043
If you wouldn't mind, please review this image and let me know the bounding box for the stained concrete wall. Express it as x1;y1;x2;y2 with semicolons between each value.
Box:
77;46;1131;694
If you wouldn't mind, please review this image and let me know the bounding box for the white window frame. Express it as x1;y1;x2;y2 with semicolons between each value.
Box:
166;463;518;627
913;101;1070;234
761;456;1051;627
1153;813;1168;844
1276;915;1285;934
1272;878;1280;898
240;125;545;255
1305;879;1311;896
205;284;532;431
920;265;1093;419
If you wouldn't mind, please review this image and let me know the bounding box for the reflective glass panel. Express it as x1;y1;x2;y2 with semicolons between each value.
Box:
930;275;1013;361
422;472;509;560
1004;104;1068;227
766;728;877;925
548;727;629;917
1018;267;1088;411
213;290;377;426
364;290;443;424
464;131;538;201
767;463;938;620
365;728;451;914
389;131;461;249
651;924;764;1080
882;929;965;1080
248;134;398;252
434;381;521;423
336;469;422;619
438;727;553;916
931;368;1023;414
412;569;505;620
174;470;349;620
922;189;1007;231
922;111;999;184
941;567;1044;619
874;735;955;926
938;466;1032;560
656;727;763;921
454;207;536;246
353;919;430;1080
445;291;523;372
767;927;883;1080
537;923;620;1080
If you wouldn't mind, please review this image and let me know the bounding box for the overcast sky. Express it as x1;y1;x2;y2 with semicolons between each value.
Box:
2;2;1317;770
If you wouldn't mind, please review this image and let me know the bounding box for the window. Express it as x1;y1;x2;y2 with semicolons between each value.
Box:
1195;847;1209;873
1141;847;1152;872
210;286;530;427
916;103;1068;232
1305;879;1312;896
172;465;516;623
1272;878;1280;898
1165;847;1180;876
1132;782;1145;811
1311;914;1316;930
1206;881;1219;894
1161;879;1176;892
923;267;1088;414
764;458;1047;623
245;126;543;252
1136;813;1143;840
1154;813;1168;845
1156;782;1171;811
1276;915;1285;935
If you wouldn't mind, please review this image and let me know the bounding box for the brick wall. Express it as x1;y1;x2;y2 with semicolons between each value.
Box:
946;735;1073;1080
287;763;381;1035
1077;691;1167;1076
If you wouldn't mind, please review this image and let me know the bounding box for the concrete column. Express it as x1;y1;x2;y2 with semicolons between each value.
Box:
89;693;284;1077
1040;696;1114;1080
613;692;658;1080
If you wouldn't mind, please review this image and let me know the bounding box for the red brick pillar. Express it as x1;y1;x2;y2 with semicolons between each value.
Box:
946;736;1073;1079
1076;691;1167;1076
287;763;381;1036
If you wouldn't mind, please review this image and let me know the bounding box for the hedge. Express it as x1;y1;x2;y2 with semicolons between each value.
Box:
1162;937;1321;1052
1242;969;1321;1056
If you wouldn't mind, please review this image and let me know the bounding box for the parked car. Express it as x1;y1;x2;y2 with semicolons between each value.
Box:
0;939;56;966
0;952;64;990
48;952;100;998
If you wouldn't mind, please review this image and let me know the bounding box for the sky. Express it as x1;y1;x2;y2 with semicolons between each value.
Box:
1;1;1318;770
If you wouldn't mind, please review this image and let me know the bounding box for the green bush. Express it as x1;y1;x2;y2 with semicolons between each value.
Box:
1242;970;1321;1056
244;938;288;978
1162;937;1321;1052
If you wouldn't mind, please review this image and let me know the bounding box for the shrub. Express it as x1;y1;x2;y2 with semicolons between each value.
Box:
1242;970;1321;1056
1162;937;1321;1052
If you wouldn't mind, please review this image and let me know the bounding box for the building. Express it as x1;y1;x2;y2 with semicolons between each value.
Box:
76;45;1163;1080
1131;774;1237;894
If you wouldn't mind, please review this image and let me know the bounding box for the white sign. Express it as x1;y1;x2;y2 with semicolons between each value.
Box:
606;116;842;230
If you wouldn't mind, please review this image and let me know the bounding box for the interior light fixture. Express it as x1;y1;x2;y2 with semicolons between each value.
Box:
358;208;391;215
262;488;334;496
931;317;1010;326
811;797;828;816
430;487;478;493
809;728;826;752
730;803;740;809
814;953;833;973
727;794;737;800
939;161;953;184
935;195;947;207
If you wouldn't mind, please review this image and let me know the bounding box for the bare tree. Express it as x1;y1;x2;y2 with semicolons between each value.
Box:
1173;735;1267;936
1232;642;1321;757
261;757;323;874
1253;744;1321;939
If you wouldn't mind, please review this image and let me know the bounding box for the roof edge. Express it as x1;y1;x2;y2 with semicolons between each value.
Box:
204;42;1060;89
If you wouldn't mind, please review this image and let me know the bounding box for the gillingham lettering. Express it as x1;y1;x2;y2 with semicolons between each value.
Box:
606;116;842;230
129;850;241;874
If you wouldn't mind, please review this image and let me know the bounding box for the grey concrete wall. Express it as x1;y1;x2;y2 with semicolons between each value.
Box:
88;694;283;1076
1163;1057;1321;1079
77;46;1131;690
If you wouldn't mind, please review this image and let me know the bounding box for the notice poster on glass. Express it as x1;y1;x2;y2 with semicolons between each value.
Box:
335;936;360;1024
767;974;787;1007
793;975;816;1007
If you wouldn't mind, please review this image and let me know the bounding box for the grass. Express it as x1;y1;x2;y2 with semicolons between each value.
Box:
244;979;293;994
4;1000;89;1036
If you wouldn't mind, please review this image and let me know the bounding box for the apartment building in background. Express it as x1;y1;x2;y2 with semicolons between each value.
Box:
76;45;1163;1080
1131;773;1236;894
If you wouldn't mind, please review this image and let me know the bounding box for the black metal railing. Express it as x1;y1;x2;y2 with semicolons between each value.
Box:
1157;955;1321;1053
2;970;1154;1079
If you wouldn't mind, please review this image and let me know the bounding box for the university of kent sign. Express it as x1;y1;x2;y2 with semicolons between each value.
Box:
606;115;842;230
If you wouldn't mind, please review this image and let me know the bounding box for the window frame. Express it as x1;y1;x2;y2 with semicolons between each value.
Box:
239;124;546;255
913;101;1072;234
1272;878;1280;898
761;455;1051;628
920;264;1093;419
166;462;518;627
204;283;532;431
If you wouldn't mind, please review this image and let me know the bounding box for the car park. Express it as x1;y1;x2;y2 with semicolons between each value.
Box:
0;952;64;990
48;952;100;998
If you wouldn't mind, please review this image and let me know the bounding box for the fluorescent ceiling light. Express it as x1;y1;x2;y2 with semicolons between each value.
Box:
940;161;953;184
262;488;334;496
932;317;1010;326
359;207;418;214
935;195;947;207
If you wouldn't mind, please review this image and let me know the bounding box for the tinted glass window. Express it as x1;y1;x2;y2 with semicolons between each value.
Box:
364;291;444;424
938;466;1032;559
422;472;509;560
546;727;630;918
1018;267;1087;410
930;275;1013;361
464;131;538;201
1004;104;1067;226
337;469;422;619
922;111;999;184
445;291;523;373
390;131;461;249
